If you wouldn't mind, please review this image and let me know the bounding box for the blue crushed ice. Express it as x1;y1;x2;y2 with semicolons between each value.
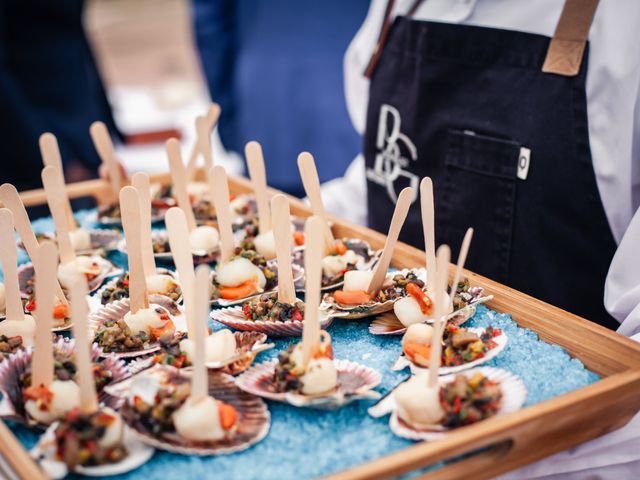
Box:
4;210;600;479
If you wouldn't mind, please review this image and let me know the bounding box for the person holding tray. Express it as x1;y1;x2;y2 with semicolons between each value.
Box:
321;0;640;333
318;0;640;477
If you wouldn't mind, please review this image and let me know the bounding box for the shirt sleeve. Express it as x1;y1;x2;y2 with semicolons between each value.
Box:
320;154;368;226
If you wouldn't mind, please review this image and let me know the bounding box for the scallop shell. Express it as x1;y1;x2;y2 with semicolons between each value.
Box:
0;336;129;428
385;367;526;441
320;268;427;320
236;358;381;409
210;261;305;307
210;305;338;337
32;422;154;479
19;230;122;257
89;297;186;359
119;370;270;455
18;257;122;299
92;268;183;310
293;238;382;292
391;328;508;375
368;294;494;335
126;332;272;376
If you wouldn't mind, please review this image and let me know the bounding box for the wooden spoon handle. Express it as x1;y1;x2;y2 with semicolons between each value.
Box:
0;209;23;320
31;241;57;387
246;141;272;233
39;133;76;230
167;138;197;232
271;195;295;303
186;104;221;182
165;207;196;338
131;172;157;277
367;187;415;295
0;184;67;304
301;216;324;367
90;121;122;200
191;265;210;401
120;187;149;313
450;228;474;309
428;244;451;388
70;277;98;413
209;166;236;263
297;152;335;249
420;177;437;298
41;166;76;264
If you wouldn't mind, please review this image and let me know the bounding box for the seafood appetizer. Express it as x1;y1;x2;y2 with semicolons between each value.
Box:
236;216;381;408
207;166;302;305
210;195;330;336
118;265;270;455
91;187;183;358
32;273;152;477
393;323;508;374
167;138;220;260
386;367;526;441
99;272;182;305
320;186;415;319
0;209;37;342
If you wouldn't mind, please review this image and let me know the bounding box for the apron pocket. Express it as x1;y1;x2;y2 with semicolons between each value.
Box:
439;129;521;283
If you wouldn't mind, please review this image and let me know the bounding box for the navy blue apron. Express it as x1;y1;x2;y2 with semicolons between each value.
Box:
363;7;618;329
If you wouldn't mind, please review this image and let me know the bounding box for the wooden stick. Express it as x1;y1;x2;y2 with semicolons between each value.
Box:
165;207;196;338
420;177;437;299
167;138;197;232
41;166;76;265
186;104;220;182
367;187;415;295
301;216;324;367
450;228;474;310
39;133;76;229
0;209;23;321
70;276;98;413
90;121;123;200
271;194;296;303
428;245;451;388
209;166;235;263
31;241;57;387
297;152;335;250
0;420;49;480
131;172;157;277
0;184;68;305
246;141;272;233
119;187;149;313
191;265;210;401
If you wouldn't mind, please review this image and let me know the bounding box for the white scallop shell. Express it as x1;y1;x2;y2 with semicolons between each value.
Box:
210;304;338;337
89;297;186;359
31;422;154;478
236;358;381;409
320;268;427;320
391;328;508;375
382;367;526;441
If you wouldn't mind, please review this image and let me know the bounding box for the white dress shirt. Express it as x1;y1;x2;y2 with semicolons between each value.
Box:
321;0;640;477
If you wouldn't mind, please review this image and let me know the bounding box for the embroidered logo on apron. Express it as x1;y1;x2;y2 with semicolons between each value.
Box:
366;104;419;203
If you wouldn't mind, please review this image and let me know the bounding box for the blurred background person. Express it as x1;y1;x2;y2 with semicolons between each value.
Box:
192;0;369;197
0;0;119;191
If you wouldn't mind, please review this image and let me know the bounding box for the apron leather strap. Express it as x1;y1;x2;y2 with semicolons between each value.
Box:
542;0;600;76
364;0;424;78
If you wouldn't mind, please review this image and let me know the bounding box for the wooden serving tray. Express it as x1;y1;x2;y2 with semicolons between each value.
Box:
5;171;640;480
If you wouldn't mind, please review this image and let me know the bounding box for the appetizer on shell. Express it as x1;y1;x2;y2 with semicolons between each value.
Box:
97;269;182;306
18;228;121;257
382;367;526;441
392;324;508;375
